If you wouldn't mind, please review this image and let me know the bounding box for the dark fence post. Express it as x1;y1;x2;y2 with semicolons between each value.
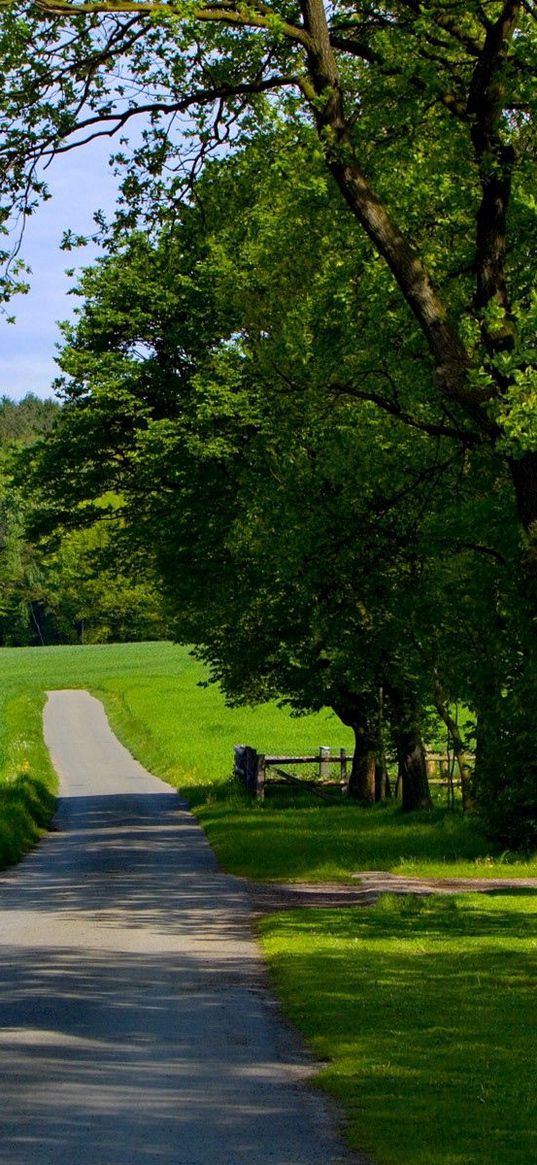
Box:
234;745;260;795
256;754;266;802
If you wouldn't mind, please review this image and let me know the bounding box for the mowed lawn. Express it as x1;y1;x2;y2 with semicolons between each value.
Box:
1;641;536;1165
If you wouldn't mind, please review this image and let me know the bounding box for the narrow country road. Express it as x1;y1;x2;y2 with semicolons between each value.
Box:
0;690;361;1165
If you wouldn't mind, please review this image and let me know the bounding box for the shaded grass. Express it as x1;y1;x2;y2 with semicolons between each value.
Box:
191;798;531;882
260;893;537;1165
0;687;57;867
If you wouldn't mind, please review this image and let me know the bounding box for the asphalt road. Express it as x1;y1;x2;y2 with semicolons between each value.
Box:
0;689;362;1165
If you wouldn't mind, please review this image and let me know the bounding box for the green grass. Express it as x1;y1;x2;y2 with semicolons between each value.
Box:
1;640;537;879
2;642;536;1165
0;685;57;866
191;798;537;881
261;893;537;1165
0;641;351;870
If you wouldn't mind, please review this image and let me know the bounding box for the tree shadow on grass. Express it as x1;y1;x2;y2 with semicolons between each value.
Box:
195;798;494;880
262;898;537;1165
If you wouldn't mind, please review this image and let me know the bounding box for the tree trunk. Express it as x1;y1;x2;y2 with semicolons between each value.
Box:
375;686;391;801
387;685;433;811
509;452;537;535
375;759;391;802
349;737;376;802
333;698;378;802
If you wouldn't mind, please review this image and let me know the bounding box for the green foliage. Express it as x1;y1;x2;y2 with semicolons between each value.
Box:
0;394;59;444
261;894;537;1165
0;396;166;645
473;666;537;851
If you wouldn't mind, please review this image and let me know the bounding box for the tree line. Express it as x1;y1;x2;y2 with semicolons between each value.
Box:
0;395;166;645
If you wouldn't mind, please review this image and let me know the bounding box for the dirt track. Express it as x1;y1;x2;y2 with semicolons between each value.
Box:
242;868;537;915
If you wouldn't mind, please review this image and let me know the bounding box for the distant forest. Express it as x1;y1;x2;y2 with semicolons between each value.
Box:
0;395;166;647
0;393;59;443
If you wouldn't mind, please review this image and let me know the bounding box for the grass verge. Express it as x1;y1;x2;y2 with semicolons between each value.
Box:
0;686;57;867
260;893;537;1165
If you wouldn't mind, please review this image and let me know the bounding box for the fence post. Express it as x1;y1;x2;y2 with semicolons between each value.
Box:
233;745;246;784
256;754;266;802
340;748;347;787
319;746;330;781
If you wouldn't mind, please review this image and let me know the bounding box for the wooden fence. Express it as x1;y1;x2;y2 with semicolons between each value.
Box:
234;745;463;802
233;745;351;801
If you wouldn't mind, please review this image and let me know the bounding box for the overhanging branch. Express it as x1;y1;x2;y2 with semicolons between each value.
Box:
25;0;315;50
33;75;300;156
330;380;482;446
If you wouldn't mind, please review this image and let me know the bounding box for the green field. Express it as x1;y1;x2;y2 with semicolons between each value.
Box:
0;640;354;870
1;640;536;1165
1;639;537;880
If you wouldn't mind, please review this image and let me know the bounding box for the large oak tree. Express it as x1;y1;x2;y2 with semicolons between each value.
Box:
0;4;536;518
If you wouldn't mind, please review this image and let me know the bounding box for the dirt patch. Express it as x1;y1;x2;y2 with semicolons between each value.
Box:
240;870;537;916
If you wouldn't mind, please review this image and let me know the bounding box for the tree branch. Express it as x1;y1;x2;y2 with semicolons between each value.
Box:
36;75;300;156
26;0;315;50
467;1;521;348
330;381;482;446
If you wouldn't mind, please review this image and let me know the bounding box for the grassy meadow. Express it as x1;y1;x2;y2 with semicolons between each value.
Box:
1;639;537;880
1;640;536;1165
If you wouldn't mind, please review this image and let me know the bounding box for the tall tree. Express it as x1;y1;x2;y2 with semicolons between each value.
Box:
23;135;524;820
0;4;535;533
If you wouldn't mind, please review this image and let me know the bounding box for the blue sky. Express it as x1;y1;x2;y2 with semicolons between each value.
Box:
1;139;120;401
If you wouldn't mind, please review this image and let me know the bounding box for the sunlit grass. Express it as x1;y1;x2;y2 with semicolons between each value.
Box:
261;893;537;1165
0;641;350;870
